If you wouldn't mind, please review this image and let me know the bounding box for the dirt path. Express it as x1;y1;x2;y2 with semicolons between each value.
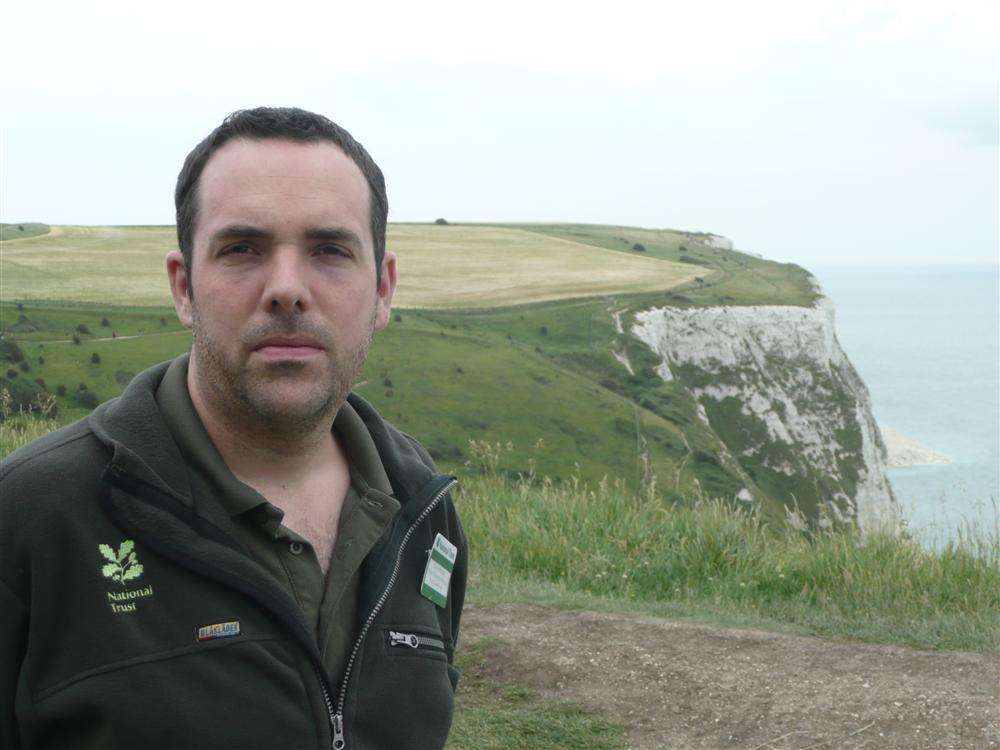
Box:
463;603;998;750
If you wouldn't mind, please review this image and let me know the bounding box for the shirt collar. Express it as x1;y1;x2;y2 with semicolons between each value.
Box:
155;352;395;518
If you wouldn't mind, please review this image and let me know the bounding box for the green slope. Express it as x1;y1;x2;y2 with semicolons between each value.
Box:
0;223;823;524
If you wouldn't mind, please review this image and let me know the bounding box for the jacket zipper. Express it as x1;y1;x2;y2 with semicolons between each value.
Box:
388;630;446;651
332;477;457;750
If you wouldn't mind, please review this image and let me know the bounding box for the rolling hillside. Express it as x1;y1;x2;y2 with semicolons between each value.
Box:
2;222;837;524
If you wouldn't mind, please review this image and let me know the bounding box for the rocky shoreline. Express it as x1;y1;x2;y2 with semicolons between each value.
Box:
881;427;950;468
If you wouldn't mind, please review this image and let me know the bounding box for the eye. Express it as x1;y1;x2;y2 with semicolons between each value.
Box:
316;244;349;257
221;242;254;256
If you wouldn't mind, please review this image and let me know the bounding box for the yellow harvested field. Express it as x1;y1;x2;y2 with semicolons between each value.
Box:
1;225;698;308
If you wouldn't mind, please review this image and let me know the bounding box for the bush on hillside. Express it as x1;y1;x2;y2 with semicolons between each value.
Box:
77;382;88;391
434;218;449;225
18;361;29;372
76;323;91;335
56;385;67;397
632;243;646;252
539;326;548;335
679;245;688;253
1;339;25;363
100;317;110;327
5;369;17;380
77;390;99;409
72;335;81;345
1;377;48;416
34;378;46;390
16;302;24;312
91;352;101;365
38;356;44;365
394;313;403;323
9;314;39;334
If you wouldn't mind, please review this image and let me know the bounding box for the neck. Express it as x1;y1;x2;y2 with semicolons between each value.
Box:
186;355;340;488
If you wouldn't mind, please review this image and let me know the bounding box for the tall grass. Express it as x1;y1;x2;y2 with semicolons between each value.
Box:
0;387;60;457
459;441;1000;651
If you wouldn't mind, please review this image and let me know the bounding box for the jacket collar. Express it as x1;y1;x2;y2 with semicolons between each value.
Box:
87;354;439;510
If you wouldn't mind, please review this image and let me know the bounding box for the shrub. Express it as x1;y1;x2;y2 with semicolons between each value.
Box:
16;302;24;312
56;385;67;397
160;317;167;326
91;352;101;365
1;339;24;363
100;317;110;327
679;244;688;253
34;378;46;390
76;323;91;335
434;218;449;225
78;390;99;409
38;356;44;365
5;369;17;380
539;326;548;335
383;377;393;388
72;335;81;345
632;242;646;252
78;382;88;391
0;378;50;417
18;361;29;372
394;313;402;323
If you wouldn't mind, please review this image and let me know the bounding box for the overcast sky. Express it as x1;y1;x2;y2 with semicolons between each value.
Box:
2;0;997;267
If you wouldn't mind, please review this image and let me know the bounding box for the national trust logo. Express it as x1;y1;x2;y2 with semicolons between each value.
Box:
99;539;154;614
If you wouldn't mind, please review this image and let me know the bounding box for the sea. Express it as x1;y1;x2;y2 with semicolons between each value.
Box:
811;265;999;549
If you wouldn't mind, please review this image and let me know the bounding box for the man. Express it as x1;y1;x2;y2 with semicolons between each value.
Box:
0;107;467;750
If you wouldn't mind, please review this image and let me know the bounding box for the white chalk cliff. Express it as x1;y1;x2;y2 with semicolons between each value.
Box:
631;285;900;533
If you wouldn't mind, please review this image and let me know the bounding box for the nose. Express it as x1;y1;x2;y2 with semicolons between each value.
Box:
262;246;311;314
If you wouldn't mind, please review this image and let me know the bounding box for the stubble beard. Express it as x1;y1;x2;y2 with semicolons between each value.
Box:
189;304;376;441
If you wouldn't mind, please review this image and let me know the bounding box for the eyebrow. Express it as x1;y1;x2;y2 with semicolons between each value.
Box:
210;224;364;249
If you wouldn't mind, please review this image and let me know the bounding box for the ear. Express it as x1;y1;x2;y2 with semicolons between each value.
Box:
166;250;194;328
373;249;398;332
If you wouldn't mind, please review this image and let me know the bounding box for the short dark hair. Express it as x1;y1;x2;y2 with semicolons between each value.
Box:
174;107;388;295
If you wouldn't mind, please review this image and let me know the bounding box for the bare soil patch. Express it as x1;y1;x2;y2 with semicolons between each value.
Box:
463;603;998;749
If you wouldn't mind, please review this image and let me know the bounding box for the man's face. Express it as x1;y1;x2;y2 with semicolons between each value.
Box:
166;137;396;431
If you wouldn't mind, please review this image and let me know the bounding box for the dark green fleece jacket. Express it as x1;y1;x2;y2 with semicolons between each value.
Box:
0;357;467;750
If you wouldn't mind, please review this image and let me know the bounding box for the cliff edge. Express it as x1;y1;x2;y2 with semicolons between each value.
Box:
630;280;900;533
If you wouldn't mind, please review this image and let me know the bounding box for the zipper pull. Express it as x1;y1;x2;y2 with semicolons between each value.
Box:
389;630;419;648
332;713;345;749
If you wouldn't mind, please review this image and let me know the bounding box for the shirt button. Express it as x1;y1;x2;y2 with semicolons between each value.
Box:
288;541;304;555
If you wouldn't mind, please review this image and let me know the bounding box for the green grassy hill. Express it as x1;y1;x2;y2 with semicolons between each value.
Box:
1;222;818;523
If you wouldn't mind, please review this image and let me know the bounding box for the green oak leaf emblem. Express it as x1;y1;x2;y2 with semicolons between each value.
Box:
99;540;143;586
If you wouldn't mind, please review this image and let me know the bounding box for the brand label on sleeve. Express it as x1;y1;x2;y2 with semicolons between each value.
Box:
420;533;457;607
197;621;241;642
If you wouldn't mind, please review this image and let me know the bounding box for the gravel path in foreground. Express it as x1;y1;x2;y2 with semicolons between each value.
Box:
463;603;998;750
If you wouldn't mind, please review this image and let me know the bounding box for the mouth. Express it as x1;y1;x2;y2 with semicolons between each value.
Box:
253;345;323;360
252;337;324;360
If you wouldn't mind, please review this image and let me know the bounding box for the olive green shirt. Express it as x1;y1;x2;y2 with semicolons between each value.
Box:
154;353;400;680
